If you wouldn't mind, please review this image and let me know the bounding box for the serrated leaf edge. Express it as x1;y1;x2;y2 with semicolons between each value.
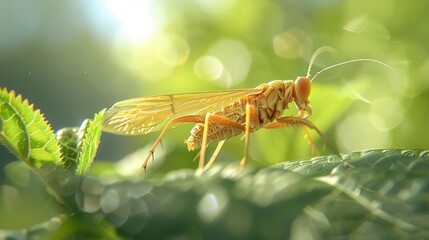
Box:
0;87;62;166
76;109;106;175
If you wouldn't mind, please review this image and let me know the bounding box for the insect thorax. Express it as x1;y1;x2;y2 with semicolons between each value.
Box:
186;80;295;151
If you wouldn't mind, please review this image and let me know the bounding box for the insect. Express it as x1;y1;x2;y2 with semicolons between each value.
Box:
103;47;392;175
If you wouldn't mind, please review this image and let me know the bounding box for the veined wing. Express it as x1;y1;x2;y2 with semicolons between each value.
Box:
103;88;263;135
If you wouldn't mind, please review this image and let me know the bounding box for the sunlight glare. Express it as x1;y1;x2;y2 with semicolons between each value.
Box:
273;29;312;59
105;0;157;44
207;39;252;87
197;187;229;223
369;97;404;131
194;56;225;82
336;112;390;152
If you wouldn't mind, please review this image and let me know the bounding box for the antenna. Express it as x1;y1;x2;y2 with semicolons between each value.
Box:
310;58;395;82
306;46;337;78
306;46;395;82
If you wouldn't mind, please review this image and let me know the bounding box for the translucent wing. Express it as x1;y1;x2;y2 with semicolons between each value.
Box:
103;88;263;135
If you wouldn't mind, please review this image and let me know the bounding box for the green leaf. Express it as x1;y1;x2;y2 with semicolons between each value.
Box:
0;88;62;166
56;127;79;169
2;149;429;239
36;148;423;239
76;109;105;175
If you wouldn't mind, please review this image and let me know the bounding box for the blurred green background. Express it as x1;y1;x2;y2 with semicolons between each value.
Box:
1;0;428;176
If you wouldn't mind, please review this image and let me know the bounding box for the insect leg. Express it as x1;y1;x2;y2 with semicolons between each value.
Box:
138;118;178;175
198;113;249;171
138;115;246;175
204;140;226;170
191;115;245;164
302;126;320;155
239;102;254;170
199;113;211;171
192;152;200;162
265;116;339;155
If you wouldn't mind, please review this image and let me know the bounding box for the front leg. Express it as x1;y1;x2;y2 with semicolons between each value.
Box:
264;116;338;155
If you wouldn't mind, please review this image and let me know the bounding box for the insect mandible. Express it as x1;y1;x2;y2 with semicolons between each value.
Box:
102;47;392;175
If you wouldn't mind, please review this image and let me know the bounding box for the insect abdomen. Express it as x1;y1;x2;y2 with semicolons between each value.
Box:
186;99;249;150
186;122;242;150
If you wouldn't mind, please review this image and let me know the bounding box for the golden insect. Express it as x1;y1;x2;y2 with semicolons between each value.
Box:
103;48;391;175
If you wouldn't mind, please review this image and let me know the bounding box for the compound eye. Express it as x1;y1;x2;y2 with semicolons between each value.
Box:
295;77;311;101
